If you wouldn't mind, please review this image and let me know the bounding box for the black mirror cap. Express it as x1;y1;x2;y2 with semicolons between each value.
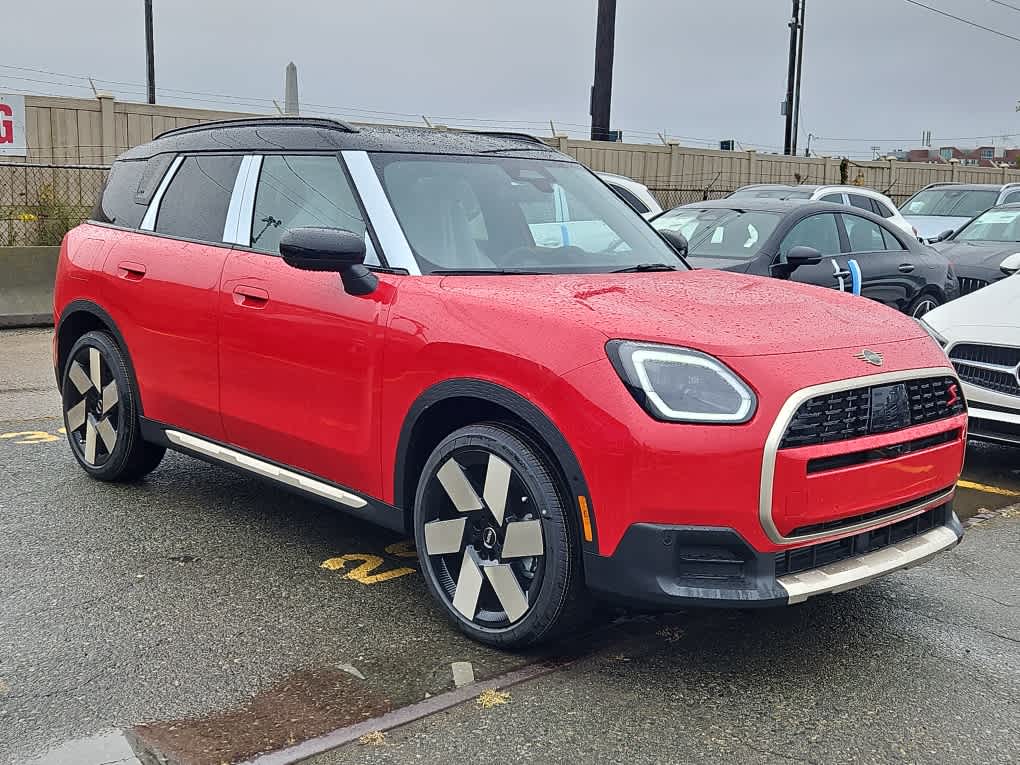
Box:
935;229;955;243
279;227;377;295
785;245;823;266
659;229;689;256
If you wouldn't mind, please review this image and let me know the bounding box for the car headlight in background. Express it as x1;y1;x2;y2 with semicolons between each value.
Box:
607;340;757;423
917;318;949;350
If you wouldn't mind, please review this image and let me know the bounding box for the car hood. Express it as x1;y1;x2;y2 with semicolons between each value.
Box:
924;273;1020;334
905;215;972;240
934;239;1020;269
438;270;926;358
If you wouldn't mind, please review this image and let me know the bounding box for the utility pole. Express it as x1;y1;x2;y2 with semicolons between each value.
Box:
590;0;617;141
144;0;156;104
791;0;806;155
783;0;802;155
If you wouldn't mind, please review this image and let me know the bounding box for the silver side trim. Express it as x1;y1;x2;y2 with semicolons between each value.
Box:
341;150;421;274
222;155;256;244
165;430;367;509
232;154;263;247
140;155;184;231
760;367;963;545
778;525;960;604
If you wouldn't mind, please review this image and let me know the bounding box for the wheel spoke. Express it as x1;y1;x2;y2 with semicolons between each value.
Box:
484;564;529;622
437;458;483;513
482;454;512;526
423;517;467;556
89;348;103;390
95;417;117;453
501;520;544;559
66;399;87;432
68;361;93;395
101;380;119;414
84;418;98;464
451;549;484;619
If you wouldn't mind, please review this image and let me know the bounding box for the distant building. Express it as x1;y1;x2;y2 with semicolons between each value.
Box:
891;146;1020;167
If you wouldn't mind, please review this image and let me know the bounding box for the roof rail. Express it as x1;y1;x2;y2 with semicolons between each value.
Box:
154;116;357;140
916;181;960;191
462;130;550;146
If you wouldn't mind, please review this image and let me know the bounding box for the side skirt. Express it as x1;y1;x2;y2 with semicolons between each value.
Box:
140;418;407;534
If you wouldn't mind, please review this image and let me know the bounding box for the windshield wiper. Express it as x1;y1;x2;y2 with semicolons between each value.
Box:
429;268;553;275
611;263;679;273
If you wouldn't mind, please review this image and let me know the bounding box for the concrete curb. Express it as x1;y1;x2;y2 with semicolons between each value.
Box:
0;246;59;328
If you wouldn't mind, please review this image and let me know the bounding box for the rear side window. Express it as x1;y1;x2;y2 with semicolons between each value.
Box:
155;155;242;242
1001;191;1020;205
820;193;844;204
848;194;875;214
881;227;906;250
92;160;148;228
608;183;650;214
842;214;886;252
873;200;895;218
250;155;367;255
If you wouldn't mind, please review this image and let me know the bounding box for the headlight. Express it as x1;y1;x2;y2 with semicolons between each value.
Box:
607;340;757;423
917;318;948;350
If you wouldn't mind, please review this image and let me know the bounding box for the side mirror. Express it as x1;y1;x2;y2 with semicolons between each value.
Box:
658;229;689;256
771;245;822;278
934;229;955;243
280;227;377;295
1000;252;1020;276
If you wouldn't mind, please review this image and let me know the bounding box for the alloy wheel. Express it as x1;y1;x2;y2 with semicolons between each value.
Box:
911;297;939;318
63;345;120;467
420;449;546;628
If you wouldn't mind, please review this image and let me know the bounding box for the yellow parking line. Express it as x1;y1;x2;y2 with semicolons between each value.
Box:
957;479;1020;497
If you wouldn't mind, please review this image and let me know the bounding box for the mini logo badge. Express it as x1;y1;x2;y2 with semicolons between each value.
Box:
855;349;884;366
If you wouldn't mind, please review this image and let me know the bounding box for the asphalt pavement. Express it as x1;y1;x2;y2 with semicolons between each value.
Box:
2;328;1019;765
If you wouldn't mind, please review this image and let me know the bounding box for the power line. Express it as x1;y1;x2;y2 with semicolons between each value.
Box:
988;0;1020;13
899;0;1020;44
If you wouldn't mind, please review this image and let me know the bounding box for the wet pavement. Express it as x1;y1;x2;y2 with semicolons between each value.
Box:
2;328;1019;764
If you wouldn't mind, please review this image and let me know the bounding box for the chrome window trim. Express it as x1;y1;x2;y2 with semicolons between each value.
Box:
341;150;420;275
222;155;256;244
139;155;184;231
759;366;963;545
232;154;263;248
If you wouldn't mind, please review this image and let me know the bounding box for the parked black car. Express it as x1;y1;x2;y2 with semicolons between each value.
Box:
932;203;1020;296
651;199;958;317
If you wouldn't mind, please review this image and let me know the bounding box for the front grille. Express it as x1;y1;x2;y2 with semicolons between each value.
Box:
788;487;952;536
774;504;947;578
950;344;1020;368
957;277;989;296
949;344;1020;397
780;376;965;449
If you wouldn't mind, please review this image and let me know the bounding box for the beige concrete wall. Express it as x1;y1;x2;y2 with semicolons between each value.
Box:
0;246;60;326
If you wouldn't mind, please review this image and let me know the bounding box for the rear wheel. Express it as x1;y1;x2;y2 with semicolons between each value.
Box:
61;331;165;481
413;423;588;647
909;293;942;318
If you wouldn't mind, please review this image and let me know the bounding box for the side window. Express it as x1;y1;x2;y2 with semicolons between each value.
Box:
848;194;874;213
874;200;895;218
609;183;650;214
820;193;844;204
154;155;242;242
92;160;148;228
842;214;887;252
251;155;367;256
1001;191;1020;205
881;226;906;250
780;214;841;257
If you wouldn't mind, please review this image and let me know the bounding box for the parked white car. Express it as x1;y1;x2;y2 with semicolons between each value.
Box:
921;253;1020;446
730;184;917;239
597;172;663;219
900;183;1020;243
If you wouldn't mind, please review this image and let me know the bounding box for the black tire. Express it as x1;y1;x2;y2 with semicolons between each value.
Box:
908;292;942;318
61;330;165;482
413;423;590;648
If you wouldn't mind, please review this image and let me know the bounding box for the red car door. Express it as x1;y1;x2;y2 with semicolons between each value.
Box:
99;154;242;439
218;154;393;497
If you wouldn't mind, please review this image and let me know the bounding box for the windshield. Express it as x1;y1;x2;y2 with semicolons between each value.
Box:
652;208;782;262
901;188;999;218
730;188;813;200
955;209;1020;242
370;153;686;274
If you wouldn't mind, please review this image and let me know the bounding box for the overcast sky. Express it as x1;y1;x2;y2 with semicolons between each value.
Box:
5;0;1020;157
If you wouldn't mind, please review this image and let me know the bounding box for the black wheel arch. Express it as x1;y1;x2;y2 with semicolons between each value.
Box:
394;378;598;551
55;300;144;414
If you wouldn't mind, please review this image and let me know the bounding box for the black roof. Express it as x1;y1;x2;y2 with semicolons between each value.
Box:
118;117;569;162
673;198;838;214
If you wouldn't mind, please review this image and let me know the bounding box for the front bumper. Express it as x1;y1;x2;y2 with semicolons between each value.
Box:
584;501;963;609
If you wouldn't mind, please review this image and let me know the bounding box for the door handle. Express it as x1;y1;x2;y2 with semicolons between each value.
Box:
233;285;270;309
832;269;851;281
898;263;915;273
117;261;146;281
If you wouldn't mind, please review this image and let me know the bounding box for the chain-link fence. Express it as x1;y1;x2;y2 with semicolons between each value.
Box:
647;188;735;209
0;163;108;247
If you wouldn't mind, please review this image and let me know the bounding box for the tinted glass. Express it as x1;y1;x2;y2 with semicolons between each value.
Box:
848;194;874;213
608;183;649;214
780;214;841;256
134;154;175;205
155;155;241;242
1001;191;1020;205
92;160;147;228
653;208;782;264
881;226;906;250
251;155;367;255
373;153;684;273
955;209;1020;242
820;193;844;204
901;189;999;218
842;214;887;252
874;200;895;218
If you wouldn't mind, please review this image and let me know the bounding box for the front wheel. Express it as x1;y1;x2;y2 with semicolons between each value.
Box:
413;423;589;648
908;293;942;318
